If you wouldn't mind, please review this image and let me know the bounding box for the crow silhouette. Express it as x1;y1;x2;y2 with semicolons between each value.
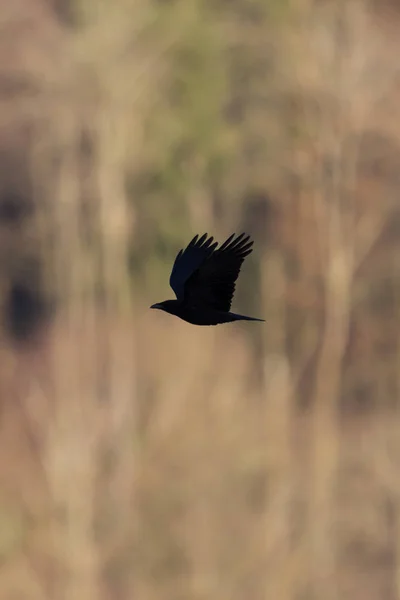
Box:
151;232;264;325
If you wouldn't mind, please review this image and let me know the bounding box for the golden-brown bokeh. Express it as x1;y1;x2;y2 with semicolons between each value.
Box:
0;1;400;599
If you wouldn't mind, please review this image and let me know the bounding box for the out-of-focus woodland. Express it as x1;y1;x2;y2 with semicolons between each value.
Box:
1;0;400;598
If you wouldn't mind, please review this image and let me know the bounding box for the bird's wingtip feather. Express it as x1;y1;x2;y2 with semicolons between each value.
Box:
198;233;208;245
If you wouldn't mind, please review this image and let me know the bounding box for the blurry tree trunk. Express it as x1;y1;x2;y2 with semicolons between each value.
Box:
309;192;353;600
47;321;101;600
42;108;100;600
261;249;295;599
97;109;133;314
38;93;138;599
187;155;214;233
373;287;400;600
94;106;138;598
53;109;86;317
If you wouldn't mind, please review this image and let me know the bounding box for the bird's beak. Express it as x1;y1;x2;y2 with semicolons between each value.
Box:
150;303;161;309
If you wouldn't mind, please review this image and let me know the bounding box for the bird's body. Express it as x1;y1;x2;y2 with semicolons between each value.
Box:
151;299;262;325
151;232;264;326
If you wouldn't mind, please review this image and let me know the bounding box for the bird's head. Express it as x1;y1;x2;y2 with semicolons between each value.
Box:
150;299;179;315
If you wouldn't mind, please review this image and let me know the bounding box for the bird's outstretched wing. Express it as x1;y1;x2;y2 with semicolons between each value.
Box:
182;233;253;311
169;233;218;300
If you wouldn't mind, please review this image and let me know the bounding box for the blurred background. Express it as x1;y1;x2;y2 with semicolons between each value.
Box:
0;0;400;598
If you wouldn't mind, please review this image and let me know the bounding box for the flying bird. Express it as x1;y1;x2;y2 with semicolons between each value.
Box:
150;232;264;325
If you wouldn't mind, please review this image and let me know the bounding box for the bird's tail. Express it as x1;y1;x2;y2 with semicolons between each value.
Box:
229;312;265;322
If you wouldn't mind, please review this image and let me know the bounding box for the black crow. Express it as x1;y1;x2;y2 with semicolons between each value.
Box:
150;232;264;325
